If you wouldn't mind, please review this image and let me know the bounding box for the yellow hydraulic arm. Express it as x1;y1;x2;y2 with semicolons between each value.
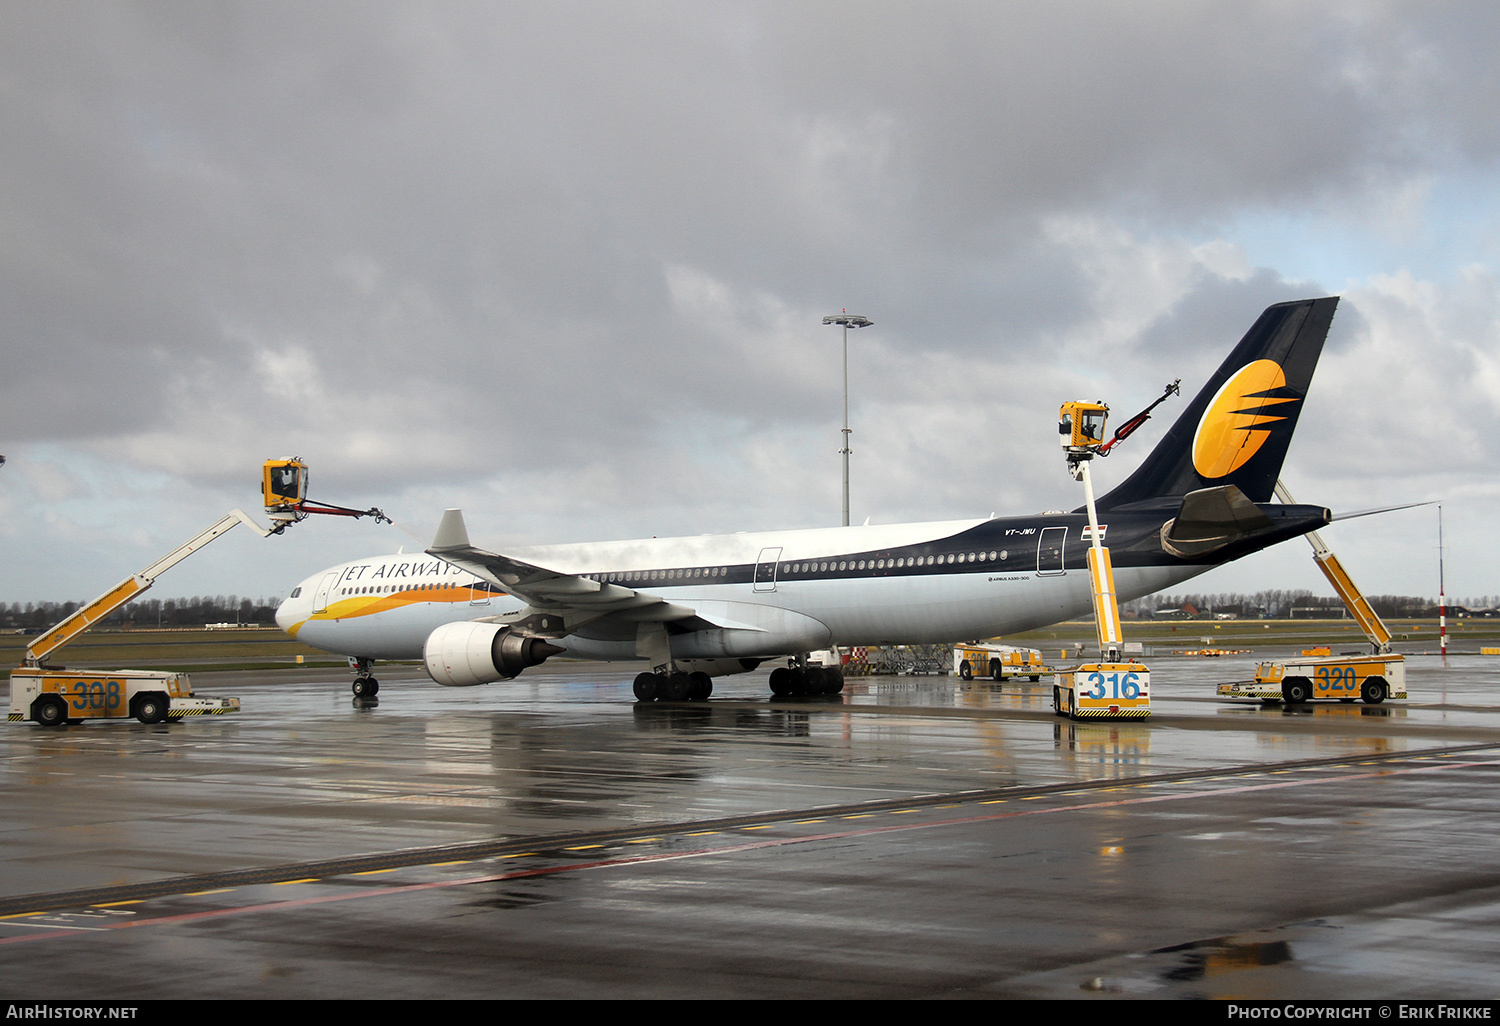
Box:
24;510;274;667
1275;480;1392;653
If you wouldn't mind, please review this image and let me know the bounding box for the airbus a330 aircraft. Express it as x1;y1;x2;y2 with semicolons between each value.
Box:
276;297;1340;701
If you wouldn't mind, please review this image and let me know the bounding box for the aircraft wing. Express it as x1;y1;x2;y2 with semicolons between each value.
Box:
426;509;717;631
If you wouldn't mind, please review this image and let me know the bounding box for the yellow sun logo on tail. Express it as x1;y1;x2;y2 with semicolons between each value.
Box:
1191;359;1301;478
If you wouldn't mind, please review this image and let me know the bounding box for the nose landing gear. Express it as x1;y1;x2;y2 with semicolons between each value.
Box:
350;657;380;698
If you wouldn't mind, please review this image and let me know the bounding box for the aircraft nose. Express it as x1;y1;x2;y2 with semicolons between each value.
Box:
275;593;297;633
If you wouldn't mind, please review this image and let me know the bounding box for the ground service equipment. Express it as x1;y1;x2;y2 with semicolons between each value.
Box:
953;643;1048;682
1216;479;1406;705
1225;654;1407;705
8;668;238;725
262;458;390;530
1051;391;1176;720
10;459;389;725
8;508;272;725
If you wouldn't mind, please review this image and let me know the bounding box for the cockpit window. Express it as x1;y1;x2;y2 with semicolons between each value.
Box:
289;587;302;598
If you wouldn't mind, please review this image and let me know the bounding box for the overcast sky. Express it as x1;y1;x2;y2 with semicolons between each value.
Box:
3;1;1498;608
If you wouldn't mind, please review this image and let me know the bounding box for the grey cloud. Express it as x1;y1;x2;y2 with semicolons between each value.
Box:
3;2;1499;600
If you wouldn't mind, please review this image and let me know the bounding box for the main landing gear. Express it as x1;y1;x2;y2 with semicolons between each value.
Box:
350;657;380;698
633;670;713;702
768;664;845;697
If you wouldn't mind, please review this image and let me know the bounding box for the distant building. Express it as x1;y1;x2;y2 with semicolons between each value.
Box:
1290;606;1346;619
1154;603;1199;620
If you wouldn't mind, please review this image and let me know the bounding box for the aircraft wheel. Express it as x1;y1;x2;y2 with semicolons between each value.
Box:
688;671;713;700
823;667;845;695
802;667;826;696
664;672;692;701
1282;677;1312;705
352;677;379;698
632;672;660;702
132;692;169;724
768;667;794;696
32;695;68;727
1362;676;1387;704
959;661;973;681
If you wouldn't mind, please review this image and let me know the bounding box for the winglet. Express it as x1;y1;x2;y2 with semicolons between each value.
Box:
431;508;471;551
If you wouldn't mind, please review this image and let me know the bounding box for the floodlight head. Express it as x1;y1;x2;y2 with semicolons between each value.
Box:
823;314;873;328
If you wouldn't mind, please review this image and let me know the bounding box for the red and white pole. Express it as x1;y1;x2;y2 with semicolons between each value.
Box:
1438;505;1447;661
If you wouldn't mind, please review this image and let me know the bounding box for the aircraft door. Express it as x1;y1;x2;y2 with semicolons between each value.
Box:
753;547;783;592
1036;527;1066;576
312;572;340;613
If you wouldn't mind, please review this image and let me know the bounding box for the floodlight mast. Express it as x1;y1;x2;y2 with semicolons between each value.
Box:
822;313;873;527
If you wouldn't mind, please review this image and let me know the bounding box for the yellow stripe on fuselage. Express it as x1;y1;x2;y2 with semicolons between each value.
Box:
285;585;509;636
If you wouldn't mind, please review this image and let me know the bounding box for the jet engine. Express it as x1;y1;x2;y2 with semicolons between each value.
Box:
423;621;565;686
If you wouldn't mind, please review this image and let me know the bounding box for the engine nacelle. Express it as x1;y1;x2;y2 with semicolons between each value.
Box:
423;621;565;687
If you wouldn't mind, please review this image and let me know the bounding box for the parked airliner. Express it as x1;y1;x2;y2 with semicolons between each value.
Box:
276;297;1340;700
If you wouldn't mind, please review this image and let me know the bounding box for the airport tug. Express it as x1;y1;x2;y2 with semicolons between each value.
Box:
9;459;387;725
1216;480;1406;706
1051;398;1153;720
953;642;1049;683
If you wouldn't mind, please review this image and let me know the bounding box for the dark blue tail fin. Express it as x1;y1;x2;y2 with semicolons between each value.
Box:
1097;297;1338;511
